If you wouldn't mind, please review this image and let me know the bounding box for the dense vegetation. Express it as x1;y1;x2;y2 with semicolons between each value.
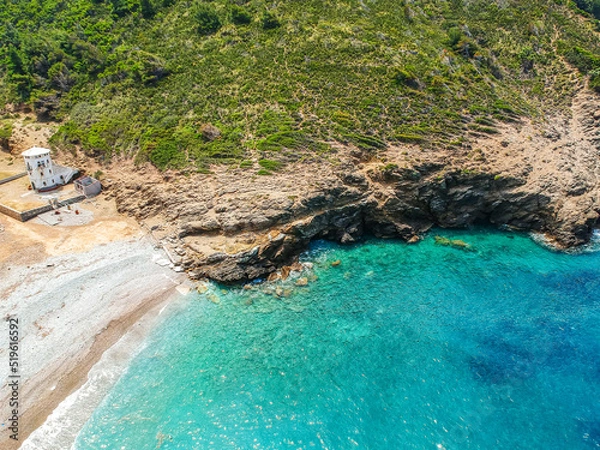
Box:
575;0;600;19
2;0;600;171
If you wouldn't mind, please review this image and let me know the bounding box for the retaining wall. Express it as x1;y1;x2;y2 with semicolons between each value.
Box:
0;194;86;222
0;203;23;221
0;172;27;185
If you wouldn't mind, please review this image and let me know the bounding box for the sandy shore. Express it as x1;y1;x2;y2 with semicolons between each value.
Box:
0;204;187;449
20;271;190;450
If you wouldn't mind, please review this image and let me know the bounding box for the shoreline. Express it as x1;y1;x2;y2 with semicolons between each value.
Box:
0;236;186;450
21;283;190;450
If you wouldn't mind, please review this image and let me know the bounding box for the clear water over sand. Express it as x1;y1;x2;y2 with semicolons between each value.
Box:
74;230;600;449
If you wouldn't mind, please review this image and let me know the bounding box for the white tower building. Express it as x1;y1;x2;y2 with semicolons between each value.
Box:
22;147;58;191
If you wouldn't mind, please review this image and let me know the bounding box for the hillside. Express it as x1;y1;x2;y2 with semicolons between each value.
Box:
3;0;600;173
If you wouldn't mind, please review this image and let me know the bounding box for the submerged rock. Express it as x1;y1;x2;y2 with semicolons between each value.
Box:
267;271;280;282
295;277;309;286
207;293;220;304
289;261;303;272
434;236;474;251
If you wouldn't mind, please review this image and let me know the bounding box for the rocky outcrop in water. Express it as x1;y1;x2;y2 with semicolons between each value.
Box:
110;160;598;282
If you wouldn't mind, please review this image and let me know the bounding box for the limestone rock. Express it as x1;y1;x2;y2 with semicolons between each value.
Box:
200;123;221;141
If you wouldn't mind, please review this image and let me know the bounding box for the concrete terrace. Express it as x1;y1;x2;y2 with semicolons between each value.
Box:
0;174;85;221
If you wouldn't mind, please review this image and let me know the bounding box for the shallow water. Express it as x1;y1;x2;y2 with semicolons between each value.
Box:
74;230;600;449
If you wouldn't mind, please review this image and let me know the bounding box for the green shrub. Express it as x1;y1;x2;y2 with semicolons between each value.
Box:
140;0;156;19
394;68;419;89
590;68;600;92
0;122;12;150
150;140;185;169
559;42;600;73
258;159;283;171
394;133;425;143
469;124;498;134
331;111;358;128
474;117;495;126
262;11;280;30
447;27;463;48
193;3;222;35
256;131;306;151
493;100;517;115
343;133;386;151
231;5;251;25
0;122;13;140
574;0;600;19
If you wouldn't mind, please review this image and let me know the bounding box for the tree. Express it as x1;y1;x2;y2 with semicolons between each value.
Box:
141;0;156;19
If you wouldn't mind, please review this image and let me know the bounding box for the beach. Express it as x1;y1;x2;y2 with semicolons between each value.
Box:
0;199;186;449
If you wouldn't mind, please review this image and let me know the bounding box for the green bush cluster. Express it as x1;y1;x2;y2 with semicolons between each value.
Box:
394;68;419;89
261;11;281;30
0;121;12;150
0;122;12;140
193;3;222;36
230;5;252;26
558;43;600;73
590;68;600;92
258;158;282;171
573;0;600;19
341;133;386;151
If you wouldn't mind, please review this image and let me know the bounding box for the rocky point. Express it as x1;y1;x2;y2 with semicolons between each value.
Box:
94;90;600;283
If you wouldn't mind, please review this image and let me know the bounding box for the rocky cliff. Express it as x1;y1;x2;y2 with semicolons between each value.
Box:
104;90;600;283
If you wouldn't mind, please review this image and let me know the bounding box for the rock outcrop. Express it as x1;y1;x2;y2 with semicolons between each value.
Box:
105;90;600;283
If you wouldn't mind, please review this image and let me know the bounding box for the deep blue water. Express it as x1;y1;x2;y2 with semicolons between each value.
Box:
74;230;600;449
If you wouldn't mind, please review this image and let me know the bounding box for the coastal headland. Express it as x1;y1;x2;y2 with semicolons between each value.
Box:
99;89;600;283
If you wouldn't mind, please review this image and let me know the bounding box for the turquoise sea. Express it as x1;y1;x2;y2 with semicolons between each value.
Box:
74;230;600;449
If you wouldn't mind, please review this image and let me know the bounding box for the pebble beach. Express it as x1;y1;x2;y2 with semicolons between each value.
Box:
0;225;185;449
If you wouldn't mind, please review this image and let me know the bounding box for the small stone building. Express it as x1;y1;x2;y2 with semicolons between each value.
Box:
74;175;102;198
